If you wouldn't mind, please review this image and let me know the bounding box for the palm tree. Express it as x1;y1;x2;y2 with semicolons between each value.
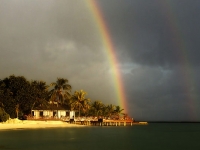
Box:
122;113;128;120
49;78;71;105
106;104;116;118
114;106;124;119
71;90;90;117
92;101;105;117
30;80;50;116
31;80;50;90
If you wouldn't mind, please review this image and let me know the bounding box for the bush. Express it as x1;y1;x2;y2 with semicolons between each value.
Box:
0;107;10;122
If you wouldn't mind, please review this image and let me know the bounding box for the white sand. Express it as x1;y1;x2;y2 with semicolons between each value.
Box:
0;119;83;130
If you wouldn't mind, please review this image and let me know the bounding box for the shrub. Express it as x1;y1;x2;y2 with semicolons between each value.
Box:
0;107;10;122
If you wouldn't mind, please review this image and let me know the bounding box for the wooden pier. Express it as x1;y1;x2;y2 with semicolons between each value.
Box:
68;119;148;126
27;118;148;126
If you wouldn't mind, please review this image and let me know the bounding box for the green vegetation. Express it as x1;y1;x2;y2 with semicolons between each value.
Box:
49;78;71;105
0;75;125;121
0;105;10;122
71;90;90;117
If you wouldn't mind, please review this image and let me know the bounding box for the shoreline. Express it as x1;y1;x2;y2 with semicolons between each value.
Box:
0;119;84;130
0;119;147;130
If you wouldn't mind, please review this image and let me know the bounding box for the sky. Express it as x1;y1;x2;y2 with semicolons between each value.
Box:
1;0;200;121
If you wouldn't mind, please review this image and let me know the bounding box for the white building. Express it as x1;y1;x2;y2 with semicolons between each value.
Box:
32;105;69;119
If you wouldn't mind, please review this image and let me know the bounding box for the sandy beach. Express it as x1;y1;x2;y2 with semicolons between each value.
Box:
0;119;83;130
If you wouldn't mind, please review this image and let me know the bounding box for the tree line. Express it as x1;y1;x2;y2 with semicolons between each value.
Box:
0;75;125;121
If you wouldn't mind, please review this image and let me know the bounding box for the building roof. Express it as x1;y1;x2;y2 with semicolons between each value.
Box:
32;104;68;111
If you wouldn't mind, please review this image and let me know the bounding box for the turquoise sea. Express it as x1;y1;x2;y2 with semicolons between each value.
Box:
0;123;200;150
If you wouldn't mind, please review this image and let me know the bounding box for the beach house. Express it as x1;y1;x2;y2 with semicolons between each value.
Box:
32;102;69;119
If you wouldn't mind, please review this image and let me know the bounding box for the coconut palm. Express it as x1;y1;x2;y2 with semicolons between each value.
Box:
92;101;105;117
114;106;124;119
122;113;128;120
49;78;71;104
82;95;91;115
71;90;90;117
106;104;116;118
31;80;50;91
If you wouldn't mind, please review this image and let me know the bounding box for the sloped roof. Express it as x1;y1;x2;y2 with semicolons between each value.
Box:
33;104;68;111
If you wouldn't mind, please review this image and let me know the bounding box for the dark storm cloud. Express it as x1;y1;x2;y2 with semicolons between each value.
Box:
0;0;116;105
123;65;200;121
1;0;200;121
98;0;200;67
96;0;200;121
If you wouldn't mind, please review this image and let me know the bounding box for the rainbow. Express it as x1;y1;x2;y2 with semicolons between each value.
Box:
88;0;128;114
158;1;197;120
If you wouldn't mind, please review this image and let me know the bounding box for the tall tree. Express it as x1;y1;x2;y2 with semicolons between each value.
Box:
114;106;124;119
30;80;49;116
71;90;90;117
91;101;105;117
49;78;71;104
106;104;116;118
0;75;49;118
0;75;32;118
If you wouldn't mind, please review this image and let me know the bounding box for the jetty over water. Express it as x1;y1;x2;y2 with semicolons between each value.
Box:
27;117;148;126
67;119;148;126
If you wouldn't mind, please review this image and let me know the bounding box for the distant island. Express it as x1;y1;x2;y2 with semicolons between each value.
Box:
0;75;129;122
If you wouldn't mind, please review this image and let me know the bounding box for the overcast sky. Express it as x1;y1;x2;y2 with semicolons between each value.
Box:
1;0;200;121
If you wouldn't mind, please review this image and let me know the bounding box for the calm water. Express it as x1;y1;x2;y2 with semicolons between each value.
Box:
0;123;200;150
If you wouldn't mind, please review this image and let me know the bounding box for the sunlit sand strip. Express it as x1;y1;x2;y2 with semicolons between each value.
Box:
139;122;148;124
0;119;83;130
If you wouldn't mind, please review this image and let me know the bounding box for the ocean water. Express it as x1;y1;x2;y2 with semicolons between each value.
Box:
0;123;200;150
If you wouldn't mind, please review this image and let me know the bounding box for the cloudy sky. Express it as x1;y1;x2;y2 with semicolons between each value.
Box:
1;0;200;121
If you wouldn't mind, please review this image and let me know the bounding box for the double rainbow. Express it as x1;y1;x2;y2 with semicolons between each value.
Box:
88;0;198;120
